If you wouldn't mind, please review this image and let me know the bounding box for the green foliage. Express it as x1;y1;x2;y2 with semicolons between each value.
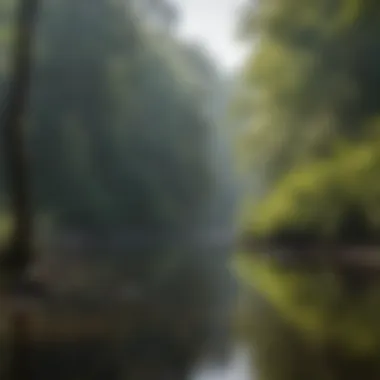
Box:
244;136;380;238
0;0;214;233
237;0;380;238
0;0;232;286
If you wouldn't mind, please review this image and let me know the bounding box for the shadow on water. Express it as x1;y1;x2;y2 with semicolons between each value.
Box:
0;235;241;380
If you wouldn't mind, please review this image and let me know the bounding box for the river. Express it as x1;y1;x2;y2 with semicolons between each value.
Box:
191;344;254;380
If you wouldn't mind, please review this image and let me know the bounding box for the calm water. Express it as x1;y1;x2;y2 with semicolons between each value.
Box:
192;344;253;380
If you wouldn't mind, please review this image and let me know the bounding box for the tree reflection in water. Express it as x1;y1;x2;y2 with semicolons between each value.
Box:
235;253;380;380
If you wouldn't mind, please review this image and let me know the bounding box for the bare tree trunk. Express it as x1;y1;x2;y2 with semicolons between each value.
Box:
0;1;40;380
1;0;39;273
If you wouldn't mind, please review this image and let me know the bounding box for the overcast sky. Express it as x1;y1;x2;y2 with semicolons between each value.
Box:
172;0;249;72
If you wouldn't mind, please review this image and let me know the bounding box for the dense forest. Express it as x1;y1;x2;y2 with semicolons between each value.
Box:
238;0;380;245
0;0;238;279
5;0;380;380
0;1;238;379
235;2;380;380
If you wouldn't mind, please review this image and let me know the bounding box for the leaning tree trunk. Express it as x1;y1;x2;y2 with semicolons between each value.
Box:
0;1;39;380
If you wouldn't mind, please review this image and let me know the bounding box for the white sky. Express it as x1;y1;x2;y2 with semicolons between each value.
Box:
172;0;249;72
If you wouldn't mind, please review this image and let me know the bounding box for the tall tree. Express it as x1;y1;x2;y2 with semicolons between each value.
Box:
0;1;40;380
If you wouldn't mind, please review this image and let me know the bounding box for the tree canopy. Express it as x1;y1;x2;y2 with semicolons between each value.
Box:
0;0;214;234
0;0;238;285
238;0;380;243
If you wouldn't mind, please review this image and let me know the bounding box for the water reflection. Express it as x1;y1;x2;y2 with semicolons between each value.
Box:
192;344;253;380
234;253;380;380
